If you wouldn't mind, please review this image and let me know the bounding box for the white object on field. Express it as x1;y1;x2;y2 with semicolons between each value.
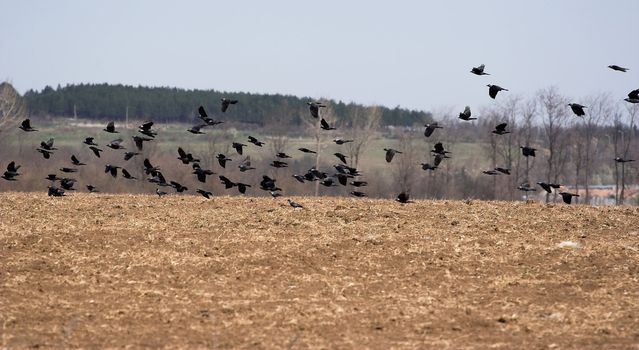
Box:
558;241;581;249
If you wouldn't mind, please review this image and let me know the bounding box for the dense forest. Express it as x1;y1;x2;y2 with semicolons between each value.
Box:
24;83;432;127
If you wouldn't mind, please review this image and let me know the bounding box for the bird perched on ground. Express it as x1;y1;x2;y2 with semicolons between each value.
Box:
333;138;353;145
138;121;157;138
298;147;316;154
71;155;86;166
124;152;140;161
320;118;336;130
487;84;508;99
19;119;37;132
221;98;238;112
196;189;212;199
568;103;587;117
492;123;510;135
537;182;561;193
232;142;247;155
350;191;367;197
625;89;639;104
471;64;490;75
396;192;411;204
288;199;304;209
334;152;348;164
132;135;152;151
83;137;98;146
307;101;326;118
105;164;120;178
216;154;231;168
559;192;579;204
458;106;476;121
384;148;402;163
187;125;206;134
614;157;635;163
177;147;200;164
121;168;136;180
608;65;628;72
247;135;265;147
103;121;118;133
521;146;536;157
424;122;443;137
86;185;99;193
106;138;125;150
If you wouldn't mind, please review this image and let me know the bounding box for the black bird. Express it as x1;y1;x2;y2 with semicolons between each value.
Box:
304;167;328;181
170;181;188;193
334;152;348;164
335;173;349;186
83;137;98;146
238;157;255;172
333;138;353;145
124;152;140;161
132;136;152;151
276;152;292;159
187;125;206;134
177;147;200;164
350;181;368;187
106;138;125;150
517;184;536;192
537;182;561;194
236;183;251;194
5;161;21;177
36;148;54;159
156;188;168;197
614;157;635;163
350;191;367;197
60;167;78;173
192;163;215;183
270;191;282;198
292;174;306;183
384;148;402;163
487;84;508;99
433;153;447;167
495;167;511;175
121;168;137;180
60;178;76;191
424;122;443;137
625;89;639;104
493;123;510;135
521;146;536;157
2;171;17;181
221;98;238;113
334;164;359;176
298;147;316;154
87;185;99;193
260;175;280;191
197;106;224;126
270;160;288;168
396;192;411;204
104;164;120;178
45;174;61;182
307;101;326;119
608;65;628;72
40;138;57;151
196;189;212;199
320;118;336;130
421;163;437;171
482;170;500;175
138;121;157;138
559;192;579;204
247;135;265;147
216;154;231;168
149;172;169;187
219;175;236;189
103;121;118;133
568;103;587;117
288;199;304;209
471;64;490;75
232;142;247;155
48;186;65;197
71;155;85;166
458;106;476;121
320;178;337;187
431;142;450;156
143;159;161;176
19;119;37;132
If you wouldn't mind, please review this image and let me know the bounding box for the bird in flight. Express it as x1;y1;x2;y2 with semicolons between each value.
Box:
396;192;411;204
216;154;231;168
232;142;247;155
19;119;37;132
221;98;238;113
458;106;476;121
608;65;628;72
334;152;348;164
492;123;510;135
307;101;326;119
138;121;157;138
71;155;86;166
568;103;587;117
103;121;118;133
187;125;206;134
196;189;212;199
298;147;316;154
625;89;639;104
384;148;402;163
521;146;536;157
424;122;443;137
333;138;353;145
248;135;265;147
537;182;561;193
559;192;579;204
487;84;508;99
320;118;336;130
471;64;490;75
614;157;635;163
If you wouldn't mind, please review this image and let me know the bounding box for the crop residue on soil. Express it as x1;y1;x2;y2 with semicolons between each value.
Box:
1;193;638;349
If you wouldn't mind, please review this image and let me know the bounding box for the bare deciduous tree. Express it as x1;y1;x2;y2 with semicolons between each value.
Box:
538;87;570;203
344;105;381;169
0;81;26;132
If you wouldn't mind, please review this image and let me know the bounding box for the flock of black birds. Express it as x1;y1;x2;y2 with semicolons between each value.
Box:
2;64;637;206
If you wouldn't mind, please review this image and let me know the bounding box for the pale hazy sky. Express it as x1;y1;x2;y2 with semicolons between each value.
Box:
1;0;638;112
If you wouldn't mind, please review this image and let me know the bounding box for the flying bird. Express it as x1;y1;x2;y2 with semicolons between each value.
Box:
143;158;161;175
236;183;251;194
216;154;231;168
248;135;265;147
177;147;200;164
625;89;639;104
138;121;157;138
104;164;120;178
424;122;443;137
36;148;54;159
334;152;348;164
132;136;152;151
187;125;206;134
196;189;213;199
495;167;511;175
121;168;137;180
59;167;78;173
298;147;316;154
559;192;579;204
103;121;118;133
40;138;57;151
614;157;635;163
106;138;125;150
320;118;336;130
487;84;508;99
86;185;99;193
83;137;98;146
270;160;288;168
219;175;236;189
608;65;628;72
124;152;140;161
276;152;292;159
156;188;168;197
19;119;37;132
292;174;306;183
384;148;402;163
197;106;224;126
458;106;476;121
521;146;536;157
71;155;85;166
48;186;65;197
482;170;500;175
431;142;451;156
471;64;490;75
221;98;238;112
192;163;215;182
170;181;188;193
537;182;561;194
307;101;326;119
350;181;368;187
333;138;353;145
350;191;367;197
492;123;510;135
421;163;437;171
2;161;21;181
238;157;255;172
232;142;247;155
260;175;280;192
568;103;587;117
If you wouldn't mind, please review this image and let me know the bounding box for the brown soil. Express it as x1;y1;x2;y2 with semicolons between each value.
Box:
1;193;639;349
